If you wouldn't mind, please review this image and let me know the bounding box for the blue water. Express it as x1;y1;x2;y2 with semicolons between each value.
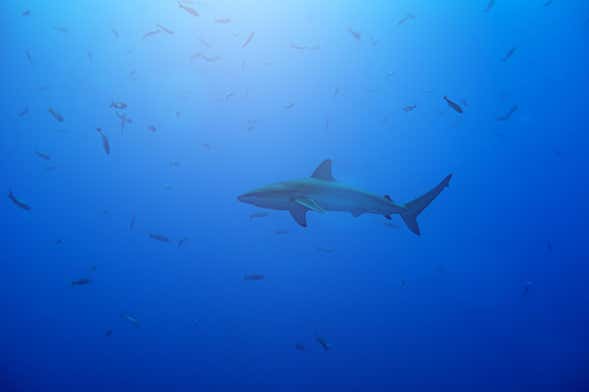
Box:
2;1;588;390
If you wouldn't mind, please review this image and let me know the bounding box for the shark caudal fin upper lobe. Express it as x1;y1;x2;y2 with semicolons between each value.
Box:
400;174;452;235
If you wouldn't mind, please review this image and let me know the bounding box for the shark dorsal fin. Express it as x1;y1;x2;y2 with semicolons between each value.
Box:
384;195;392;201
311;159;335;181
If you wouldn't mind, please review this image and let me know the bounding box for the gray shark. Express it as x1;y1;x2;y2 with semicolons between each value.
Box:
238;160;452;235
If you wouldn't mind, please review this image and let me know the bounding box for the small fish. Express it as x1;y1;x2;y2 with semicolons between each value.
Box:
35;151;51;161
178;237;189;248
244;274;265;281
22;10;31;16
105;330;113;337
191;53;221;63
71;278;91;286
25;50;32;64
156;24;174;34
111;29;119;38
147;125;157;132
149;233;170;243
403;105;416;112
178;1;199;16
274;229;289;235
544;0;553;6
215;18;231;24
501;47;517;62
316;337;330;351
242;32;255;48
295;343;306;352
96;128;110;155
121;313;140;328
55;239;64;245
348;28;361;40
115;111;132;134
316;247;335;254
53;26;69;33
522;281;533;296
111;102;127;109
249;212;269;220
284;103;295;110
443;96;463;114
19;107;29;117
142;29;162;39
398;13;416;25
129;215;136;231
484;0;495;12
496;105;519;121
8;191;31;211
48;108;64;122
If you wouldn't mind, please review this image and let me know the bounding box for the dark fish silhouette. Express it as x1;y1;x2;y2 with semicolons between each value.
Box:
22;10;31;16
8;191;31;211
242;32;255;48
496;105;518;121
522;281;532;296
72;278;91;286
398;13;416;25
443;96;463;114
191;53;221;63
111;29;119;38
316;337;330;351
111;102;127;110
142;29;162;39
178;237;189;248
544;0;553;6
48;108;64;122
403;105;416;112
284;103;295;110
484;0;495;12
115;111;132;134
156;24;174;34
244;274;264;281
249;212;269;220
96;128;110;155
19;107;29;117
149;233;170;243
25;50;32;64
105;330;113;337
348;28;361;40
35;151;51;160
178;1;199;16
501;47;517;62
147;125;157;133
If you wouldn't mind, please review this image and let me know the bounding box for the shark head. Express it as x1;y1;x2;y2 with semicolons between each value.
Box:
237;183;294;210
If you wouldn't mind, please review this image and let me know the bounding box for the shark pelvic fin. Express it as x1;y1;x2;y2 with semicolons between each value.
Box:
311;159;335;181
295;197;324;213
289;204;308;227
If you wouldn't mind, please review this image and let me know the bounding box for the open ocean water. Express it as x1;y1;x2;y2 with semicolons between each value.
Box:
1;0;588;390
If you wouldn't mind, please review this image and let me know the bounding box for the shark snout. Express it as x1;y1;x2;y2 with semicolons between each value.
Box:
237;192;254;203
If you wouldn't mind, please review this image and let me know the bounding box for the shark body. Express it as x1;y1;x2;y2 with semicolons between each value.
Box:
238;160;452;235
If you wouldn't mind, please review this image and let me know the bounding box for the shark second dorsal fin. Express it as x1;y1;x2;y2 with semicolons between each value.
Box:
311;159;335;181
289;204;308;227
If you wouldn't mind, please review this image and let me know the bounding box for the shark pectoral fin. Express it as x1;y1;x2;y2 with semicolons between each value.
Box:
289;204;309;227
294;198;324;213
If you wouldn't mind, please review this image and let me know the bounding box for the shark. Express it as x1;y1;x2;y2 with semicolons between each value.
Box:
238;159;452;235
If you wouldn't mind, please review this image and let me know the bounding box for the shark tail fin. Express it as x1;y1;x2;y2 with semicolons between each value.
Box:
400;174;452;236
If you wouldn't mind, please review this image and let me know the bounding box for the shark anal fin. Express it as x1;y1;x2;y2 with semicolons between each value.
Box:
311;159;335;181
295;197;324;213
289;204;308;227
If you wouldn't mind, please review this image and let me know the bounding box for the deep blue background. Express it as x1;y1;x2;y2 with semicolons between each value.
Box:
1;0;588;390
